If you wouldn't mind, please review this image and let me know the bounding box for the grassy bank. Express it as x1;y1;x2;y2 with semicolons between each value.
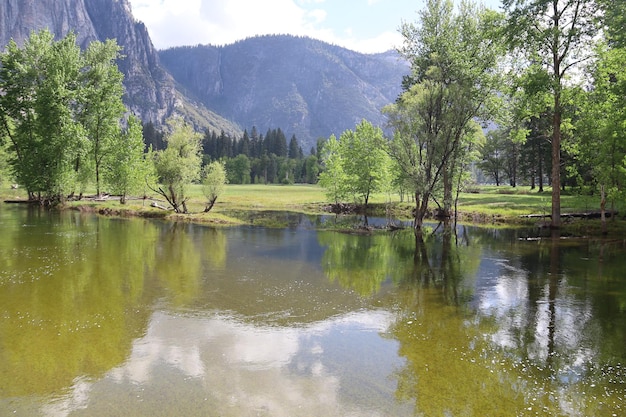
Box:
2;184;625;235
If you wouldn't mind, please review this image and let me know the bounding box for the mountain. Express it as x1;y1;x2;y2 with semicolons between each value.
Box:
159;35;409;149
0;0;240;136
0;1;409;149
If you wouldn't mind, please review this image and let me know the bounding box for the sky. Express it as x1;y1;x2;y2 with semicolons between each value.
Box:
127;0;498;54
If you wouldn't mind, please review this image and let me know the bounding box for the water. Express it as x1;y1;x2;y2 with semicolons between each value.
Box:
0;206;625;416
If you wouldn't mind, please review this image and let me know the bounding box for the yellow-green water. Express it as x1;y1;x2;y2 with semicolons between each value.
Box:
1;206;625;416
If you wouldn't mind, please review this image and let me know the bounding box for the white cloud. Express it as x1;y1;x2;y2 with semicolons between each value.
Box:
341;30;403;54
131;0;313;49
129;0;398;53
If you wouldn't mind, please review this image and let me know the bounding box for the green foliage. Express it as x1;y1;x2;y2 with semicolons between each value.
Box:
318;121;392;206
502;0;600;227
202;126;317;185
0;30;86;202
0;29;144;204
338;120;391;206
318;135;347;204
105;116;155;204
303;154;320;184
478;128;512;186
575;44;626;212
202;160;227;212
151;117;202;213
79;39;126;196
225;154;251;184
389;0;503;229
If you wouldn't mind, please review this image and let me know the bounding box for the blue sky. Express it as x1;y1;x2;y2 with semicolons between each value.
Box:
128;0;501;54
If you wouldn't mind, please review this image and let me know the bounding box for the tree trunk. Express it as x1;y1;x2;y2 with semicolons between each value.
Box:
550;0;562;229
443;168;452;218
204;196;217;213
600;184;607;235
414;191;430;237
413;191;421;231
551;94;561;228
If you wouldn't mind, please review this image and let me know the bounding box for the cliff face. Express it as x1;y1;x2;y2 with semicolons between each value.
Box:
1;2;409;147
0;0;98;48
84;0;176;124
0;0;240;135
159;35;409;148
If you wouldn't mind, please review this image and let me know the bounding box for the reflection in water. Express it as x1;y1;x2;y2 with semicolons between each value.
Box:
35;310;406;417
320;221;626;416
0;208;625;416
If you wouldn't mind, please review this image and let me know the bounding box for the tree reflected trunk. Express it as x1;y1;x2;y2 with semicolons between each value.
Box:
547;228;560;364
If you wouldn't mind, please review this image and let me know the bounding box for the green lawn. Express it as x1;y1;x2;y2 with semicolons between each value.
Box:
2;183;623;232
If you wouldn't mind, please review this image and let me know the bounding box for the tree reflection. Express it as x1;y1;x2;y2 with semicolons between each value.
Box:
389;222;530;415
449;227;626;415
318;230;409;297
0;213;159;396
324;222;626;415
154;222;203;306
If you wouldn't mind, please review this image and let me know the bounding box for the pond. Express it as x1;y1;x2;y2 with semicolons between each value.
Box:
0;206;625;416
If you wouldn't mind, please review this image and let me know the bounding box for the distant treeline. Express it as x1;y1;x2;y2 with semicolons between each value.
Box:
142;122;322;185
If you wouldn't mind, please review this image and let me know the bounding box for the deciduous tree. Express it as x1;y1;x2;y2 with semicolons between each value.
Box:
385;0;502;231
105;115;154;204
202;160;227;213
319;121;391;207
576;45;626;232
151;117;202;213
79;39;126;196
503;0;599;227
0;30;85;203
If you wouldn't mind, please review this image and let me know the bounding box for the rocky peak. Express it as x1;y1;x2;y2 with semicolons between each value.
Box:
0;0;240;135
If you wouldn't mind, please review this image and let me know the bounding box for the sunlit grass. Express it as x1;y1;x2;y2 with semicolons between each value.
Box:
457;186;615;217
2;183;624;233
220;184;326;209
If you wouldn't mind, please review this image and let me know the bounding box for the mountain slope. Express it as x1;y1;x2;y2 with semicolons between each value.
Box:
1;2;409;147
0;0;240;136
159;35;409;148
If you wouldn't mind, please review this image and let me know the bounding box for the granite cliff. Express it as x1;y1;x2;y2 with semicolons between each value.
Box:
0;0;240;135
0;1;409;147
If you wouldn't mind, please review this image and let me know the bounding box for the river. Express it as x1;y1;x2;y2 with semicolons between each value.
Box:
1;205;625;416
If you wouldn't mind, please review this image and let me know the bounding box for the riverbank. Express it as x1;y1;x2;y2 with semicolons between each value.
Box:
3;184;626;236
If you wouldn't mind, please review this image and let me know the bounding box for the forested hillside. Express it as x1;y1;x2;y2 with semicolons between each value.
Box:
159;35;409;150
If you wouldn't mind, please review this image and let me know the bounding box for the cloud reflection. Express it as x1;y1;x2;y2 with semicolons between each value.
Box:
42;309;402;417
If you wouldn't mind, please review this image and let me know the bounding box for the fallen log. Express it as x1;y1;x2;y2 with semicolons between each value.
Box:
150;201;170;210
4;199;39;204
520;211;618;219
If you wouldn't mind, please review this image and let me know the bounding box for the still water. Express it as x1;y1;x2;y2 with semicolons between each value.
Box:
0;206;625;416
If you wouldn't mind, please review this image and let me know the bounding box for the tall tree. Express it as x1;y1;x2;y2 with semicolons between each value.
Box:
225;154;251;184
79;39;126;196
105;115;154;204
319;121;391;208
340;120;391;207
503;0;599;227
304;154;320;184
0;30;85;203
386;0;502;231
478;129;509;186
288;134;300;159
318;135;348;204
576;44;626;232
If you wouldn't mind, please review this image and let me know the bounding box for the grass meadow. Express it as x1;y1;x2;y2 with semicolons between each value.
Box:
2;183;624;234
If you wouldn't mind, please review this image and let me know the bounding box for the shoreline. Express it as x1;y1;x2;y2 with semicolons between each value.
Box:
3;187;625;237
